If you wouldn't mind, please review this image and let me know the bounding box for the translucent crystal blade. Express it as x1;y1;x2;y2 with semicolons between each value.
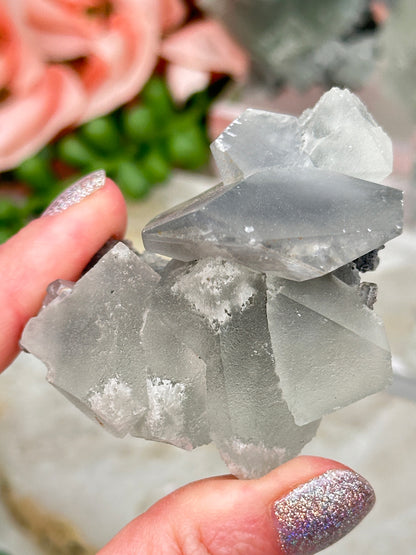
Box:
299;88;393;182
266;273;392;425
213;261;320;478
20;243;160;437
42;279;75;308
142;167;403;280
147;259;233;446
135;302;210;450
211;109;312;184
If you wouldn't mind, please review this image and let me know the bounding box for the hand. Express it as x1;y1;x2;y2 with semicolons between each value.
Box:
0;175;375;554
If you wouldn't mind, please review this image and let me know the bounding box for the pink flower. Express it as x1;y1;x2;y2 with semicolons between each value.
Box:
0;64;85;170
0;0;160;170
0;1;249;171
161;18;249;102
159;0;187;33
19;0;160;121
0;2;43;95
75;1;160;121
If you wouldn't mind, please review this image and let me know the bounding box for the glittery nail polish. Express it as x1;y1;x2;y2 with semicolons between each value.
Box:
42;169;106;216
273;469;375;554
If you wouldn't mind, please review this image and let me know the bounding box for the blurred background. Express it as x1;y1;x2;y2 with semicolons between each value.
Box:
0;0;416;553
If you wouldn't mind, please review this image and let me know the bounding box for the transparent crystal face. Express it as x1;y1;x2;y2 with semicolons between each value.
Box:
211;109;312;185
142;167;403;280
21;243;160;438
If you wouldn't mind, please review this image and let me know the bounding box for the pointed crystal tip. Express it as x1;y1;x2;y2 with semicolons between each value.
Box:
142;166;403;281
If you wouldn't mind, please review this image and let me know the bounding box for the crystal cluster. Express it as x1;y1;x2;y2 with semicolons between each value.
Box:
21;88;403;479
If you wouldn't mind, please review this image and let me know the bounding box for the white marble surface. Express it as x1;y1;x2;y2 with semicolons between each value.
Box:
0;171;415;554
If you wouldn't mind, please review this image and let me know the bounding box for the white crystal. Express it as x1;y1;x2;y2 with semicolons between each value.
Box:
155;258;320;477
211;109;312;184
299;88;393;182
19;87;402;479
136;297;210;449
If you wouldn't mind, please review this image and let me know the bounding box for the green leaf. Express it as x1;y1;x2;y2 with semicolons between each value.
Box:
80;116;121;153
140;150;171;184
0;198;20;223
57;135;97;169
122;105;156;142
115;161;151;199
141;77;175;122
166;125;209;170
14;155;55;191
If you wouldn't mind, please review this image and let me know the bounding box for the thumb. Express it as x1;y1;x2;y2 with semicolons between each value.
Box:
0;170;127;371
99;456;375;555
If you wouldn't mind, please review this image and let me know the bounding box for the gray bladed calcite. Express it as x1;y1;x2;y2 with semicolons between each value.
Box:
266;273;392;425
19;88;404;479
142;166;403;280
21;242;160;437
211;109;312;185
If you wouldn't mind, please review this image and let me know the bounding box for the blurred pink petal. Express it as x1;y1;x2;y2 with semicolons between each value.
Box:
22;0;105;60
159;0;187;33
0;3;44;94
79;0;159;121
371;1;390;24
75;53;109;93
208;100;246;140
161;19;249;80
0;65;85;170
167;63;210;103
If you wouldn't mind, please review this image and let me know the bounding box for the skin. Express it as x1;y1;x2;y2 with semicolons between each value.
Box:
0;179;361;554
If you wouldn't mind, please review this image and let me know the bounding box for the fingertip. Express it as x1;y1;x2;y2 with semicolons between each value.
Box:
99;456;374;555
97;178;128;239
257;455;349;500
0;175;128;372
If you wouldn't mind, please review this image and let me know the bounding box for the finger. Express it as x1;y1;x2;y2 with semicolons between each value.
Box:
99;456;375;555
0;173;127;371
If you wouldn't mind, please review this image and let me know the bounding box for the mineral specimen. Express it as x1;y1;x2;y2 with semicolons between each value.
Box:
21;88;403;479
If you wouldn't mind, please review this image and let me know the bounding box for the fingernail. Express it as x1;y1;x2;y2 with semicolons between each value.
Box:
42;170;106;216
273;468;375;554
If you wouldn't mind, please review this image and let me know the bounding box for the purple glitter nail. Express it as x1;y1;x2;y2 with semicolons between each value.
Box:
273;469;375;554
43;169;106;216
